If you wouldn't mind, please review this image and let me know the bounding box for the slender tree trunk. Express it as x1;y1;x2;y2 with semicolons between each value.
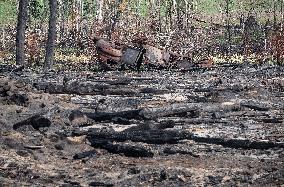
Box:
97;0;104;23
168;0;173;30
226;0;231;55
16;0;28;65
44;0;58;71
281;0;284;31
59;0;66;47
273;0;277;30
2;27;5;50
158;0;161;32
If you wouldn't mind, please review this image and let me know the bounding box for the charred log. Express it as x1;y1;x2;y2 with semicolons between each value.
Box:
191;136;284;150
13;115;51;130
87;129;191;144
73;150;97;160
89;139;154;157
86;129;284;150
81;109;144;122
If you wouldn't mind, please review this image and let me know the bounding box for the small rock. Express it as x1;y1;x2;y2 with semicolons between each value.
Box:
49;134;60;142
54;143;65;150
160;170;167;181
73;150;97;160
63;180;81;186
128;167;141;175
16;108;23;113
9;93;29;106
66;135;86;144
89;182;114;187
3;84;11;92
16;149;30;157
178;174;186;182
40;103;46;108
13;115;51;130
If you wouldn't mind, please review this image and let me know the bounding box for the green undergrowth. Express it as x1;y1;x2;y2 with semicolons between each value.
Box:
0;0;17;26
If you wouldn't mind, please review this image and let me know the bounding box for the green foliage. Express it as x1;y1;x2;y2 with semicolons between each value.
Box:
29;0;45;19
83;0;94;17
0;0;17;25
196;0;221;14
139;0;148;17
160;3;167;17
1;0;282;25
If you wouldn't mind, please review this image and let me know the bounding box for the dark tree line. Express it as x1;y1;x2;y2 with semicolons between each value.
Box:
16;0;57;71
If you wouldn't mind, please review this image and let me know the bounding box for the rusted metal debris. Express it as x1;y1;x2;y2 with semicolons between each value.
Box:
93;36;202;70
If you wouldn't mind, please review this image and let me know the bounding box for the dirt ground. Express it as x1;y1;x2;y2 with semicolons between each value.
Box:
0;65;284;186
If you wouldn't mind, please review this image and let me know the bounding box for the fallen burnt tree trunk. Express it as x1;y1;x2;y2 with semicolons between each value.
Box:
70;103;199;123
86;129;284;150
73;102;240;123
87;129;190;144
70;109;144;122
13;114;51;130
139;103;198;119
191;136;284;150
40;80;170;96
89;139;154;157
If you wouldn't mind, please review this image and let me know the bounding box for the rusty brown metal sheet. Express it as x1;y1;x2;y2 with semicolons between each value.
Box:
143;45;165;66
96;39;122;57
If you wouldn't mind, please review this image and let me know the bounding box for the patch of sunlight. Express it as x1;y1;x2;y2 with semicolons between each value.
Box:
54;52;91;64
210;54;271;64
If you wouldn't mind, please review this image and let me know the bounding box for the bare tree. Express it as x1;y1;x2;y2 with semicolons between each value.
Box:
16;0;28;65
44;0;58;71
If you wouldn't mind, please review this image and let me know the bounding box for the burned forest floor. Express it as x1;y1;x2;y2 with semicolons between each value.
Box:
0;64;284;186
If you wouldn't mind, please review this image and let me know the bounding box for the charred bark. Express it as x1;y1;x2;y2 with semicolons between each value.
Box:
74;109;144;122
75;103;198;122
72;102;241;124
13;115;51;130
87;129;190;144
86;129;284;150
16;0;28;65
44;0;58;71
191;136;284;150
89;139;154;157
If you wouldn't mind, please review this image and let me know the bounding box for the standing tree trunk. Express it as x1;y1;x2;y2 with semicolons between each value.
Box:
226;0;231;55
97;0;104;23
281;0;284;31
2;27;5;50
16;0;28;65
273;0;277;30
58;0;66;47
44;0;58;71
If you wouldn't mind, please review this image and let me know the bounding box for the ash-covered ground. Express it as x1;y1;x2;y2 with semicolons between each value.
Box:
0;65;284;186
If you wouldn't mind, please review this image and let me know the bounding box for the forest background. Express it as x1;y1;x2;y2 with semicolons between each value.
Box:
0;0;283;71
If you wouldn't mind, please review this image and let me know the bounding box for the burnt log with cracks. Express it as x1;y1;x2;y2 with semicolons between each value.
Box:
190;136;284;150
90;140;154;158
87;129;191;144
71;102;241;124
69;103;199;123
86;128;284;150
70;109;144;122
13;114;51;130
